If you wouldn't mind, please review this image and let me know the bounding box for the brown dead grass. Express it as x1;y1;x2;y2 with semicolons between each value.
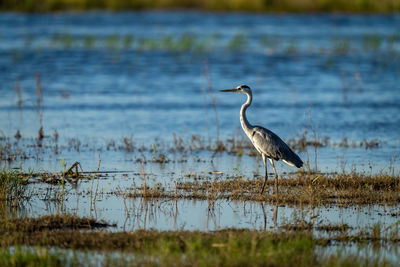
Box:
125;172;400;206
0;214;113;233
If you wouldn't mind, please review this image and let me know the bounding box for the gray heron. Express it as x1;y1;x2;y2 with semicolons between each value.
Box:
220;85;303;193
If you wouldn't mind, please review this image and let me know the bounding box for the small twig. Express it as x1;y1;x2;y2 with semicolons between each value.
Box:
141;160;147;196
90;156;101;212
93;183;111;203
94;155;101;201
382;220;400;233
308;105;318;172
15;78;22;107
59;159;66;212
203;60;219;141
35;73;43;130
64;161;83;177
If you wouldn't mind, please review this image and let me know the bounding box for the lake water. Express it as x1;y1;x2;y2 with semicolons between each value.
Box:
0;11;400;246
1;11;399;174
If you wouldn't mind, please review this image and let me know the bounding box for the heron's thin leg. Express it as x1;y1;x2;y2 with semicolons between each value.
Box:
269;159;278;192
260;155;268;194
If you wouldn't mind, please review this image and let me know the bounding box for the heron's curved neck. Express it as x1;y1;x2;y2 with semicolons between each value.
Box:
240;92;254;135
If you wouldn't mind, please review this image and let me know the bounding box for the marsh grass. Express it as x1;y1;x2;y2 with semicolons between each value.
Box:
29;170;91;185
125;172;400;206
24;161;91;186
0;169;29;207
2;0;400;12
13;31;399;59
0;133;396;207
122;135;135;152
0;138;28;162
0;214;112;233
0;247;65;267
0;232;312;266
0;214;398;266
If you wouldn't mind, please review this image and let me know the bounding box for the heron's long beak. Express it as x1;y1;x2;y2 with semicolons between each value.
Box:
219;88;237;92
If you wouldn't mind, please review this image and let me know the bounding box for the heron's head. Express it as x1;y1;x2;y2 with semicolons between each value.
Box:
219;85;251;94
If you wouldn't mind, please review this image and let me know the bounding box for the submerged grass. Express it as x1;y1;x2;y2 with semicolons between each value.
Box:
1;130;386;167
6;30;400;60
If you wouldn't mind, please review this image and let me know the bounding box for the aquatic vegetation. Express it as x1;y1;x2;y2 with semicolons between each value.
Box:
0;139;29;162
1;231;315;266
0;131;387;168
124;172;400;206
123;34;134;49
0;169;29;206
228;33;247;51
363;34;383;52
259;34;281;51
0;213;398;266
105;34;119;50
179;33;195;52
333;38;351;55
0;247;65;267
83;35;95;49
286;130;329;151
0;214;113;233
0;133;398;265
60;34;74;49
1;0;400;12
284;40;298;54
8;30;400;61
122;135;135;152
0;11;399;266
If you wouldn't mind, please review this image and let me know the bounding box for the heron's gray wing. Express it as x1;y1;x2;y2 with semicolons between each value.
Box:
251;126;303;167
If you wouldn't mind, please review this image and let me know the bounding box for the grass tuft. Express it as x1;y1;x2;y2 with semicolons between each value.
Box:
0;169;29;206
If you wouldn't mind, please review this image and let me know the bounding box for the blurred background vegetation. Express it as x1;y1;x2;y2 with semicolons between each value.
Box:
1;0;400;13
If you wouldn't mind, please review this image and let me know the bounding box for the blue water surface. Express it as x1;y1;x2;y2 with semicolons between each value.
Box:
0;11;399;173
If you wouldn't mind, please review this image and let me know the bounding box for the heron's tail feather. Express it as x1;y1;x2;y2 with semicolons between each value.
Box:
282;153;303;168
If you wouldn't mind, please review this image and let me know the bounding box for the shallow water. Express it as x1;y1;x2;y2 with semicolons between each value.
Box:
21;171;400;234
1;12;400;256
0;11;399;173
